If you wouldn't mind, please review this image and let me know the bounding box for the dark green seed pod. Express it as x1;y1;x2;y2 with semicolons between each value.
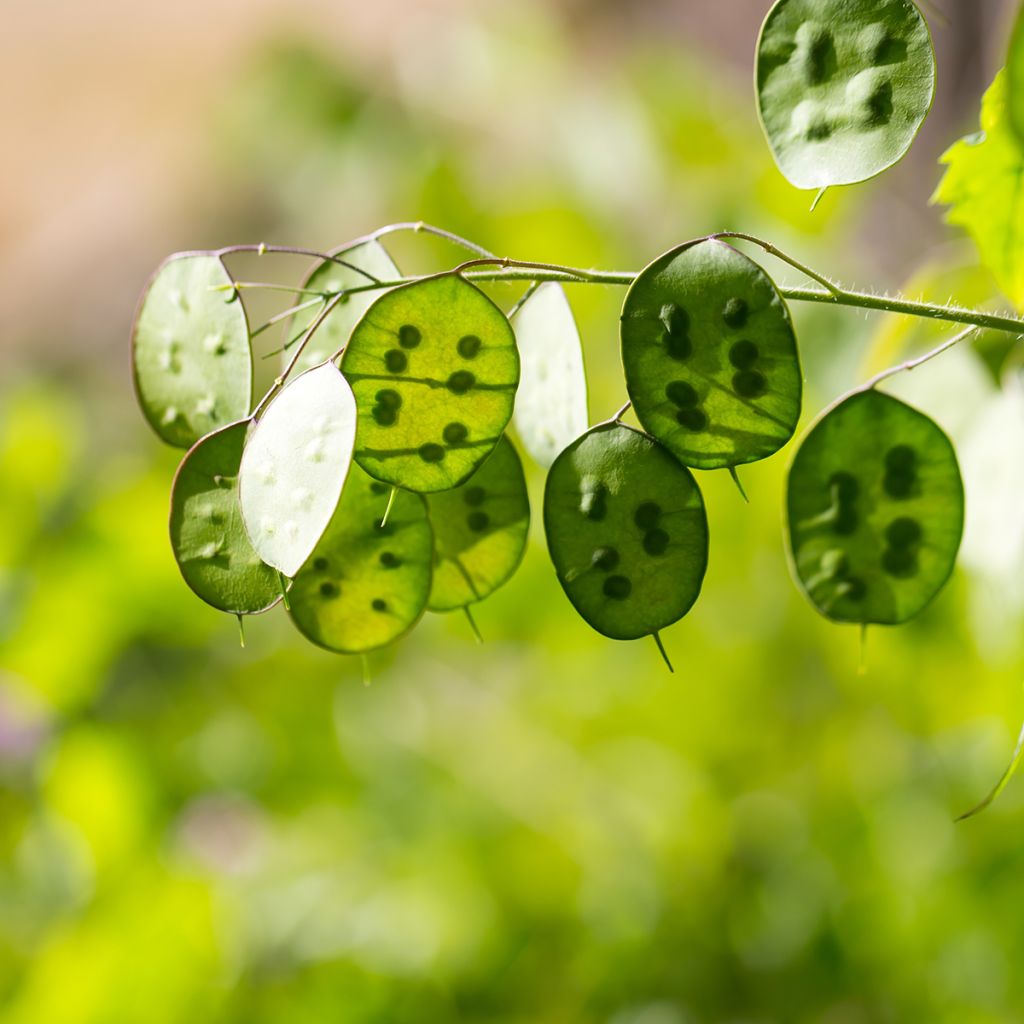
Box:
169;421;279;614
424;435;530;612
341;274;519;493
132;253;252;448
756;0;935;190
288;466;433;653
544;423;709;641
786;389;963;625
621;239;802;470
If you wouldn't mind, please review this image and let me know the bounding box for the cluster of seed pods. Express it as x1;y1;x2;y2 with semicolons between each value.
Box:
130;0;957;663
133;222;966;662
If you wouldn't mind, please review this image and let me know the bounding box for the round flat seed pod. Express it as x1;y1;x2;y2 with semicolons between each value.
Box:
621;239;801;470
756;0;935;190
169;421;279;614
285;240;400;375
288;467;433;654
511;283;589;469
544;423;708;641
786;389;963;625
132;253;252;448
238;363;357;578
340;273;519;493
425;435;530;612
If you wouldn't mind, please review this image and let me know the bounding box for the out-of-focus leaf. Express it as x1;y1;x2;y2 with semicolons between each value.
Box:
934;72;1024;309
1007;4;1024;146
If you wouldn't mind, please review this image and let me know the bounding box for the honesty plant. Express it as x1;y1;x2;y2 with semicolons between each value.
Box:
133;0;1023;734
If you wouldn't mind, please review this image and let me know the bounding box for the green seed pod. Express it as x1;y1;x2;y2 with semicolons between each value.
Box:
621;239;801;470
286;240;400;375
238;363;357;578
169;420;279;614
425;435;530;612
132;253;252;448
340;273;519;493
288;467;433;654
544;423;708;641
756;0;935;190
511;283;589;469
786;389;964;625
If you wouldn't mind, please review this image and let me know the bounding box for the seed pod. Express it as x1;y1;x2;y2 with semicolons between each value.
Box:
238;363;357;577
786;389;964;625
756;0;935;189
511;283;589;469
288;469;433;653
169;420;279;614
285;240;400;375
340;273;519;492
425;435;530;612
544;423;708;641
132;253;252;448
621;239;801;470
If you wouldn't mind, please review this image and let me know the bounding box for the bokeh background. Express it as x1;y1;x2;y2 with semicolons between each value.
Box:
3;0;1024;1020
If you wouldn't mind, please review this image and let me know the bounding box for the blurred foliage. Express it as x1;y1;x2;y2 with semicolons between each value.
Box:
3;4;1024;1022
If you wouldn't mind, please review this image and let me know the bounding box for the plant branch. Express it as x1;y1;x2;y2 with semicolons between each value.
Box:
860;325;980;391
212;243;382;284
251;291;348;419
358;221;497;259
780;285;1024;336
250;296;325;338
710;231;843;297
324;264;1024;337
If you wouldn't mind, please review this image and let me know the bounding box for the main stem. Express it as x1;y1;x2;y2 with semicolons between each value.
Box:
246;240;1024;413
327;265;1024;337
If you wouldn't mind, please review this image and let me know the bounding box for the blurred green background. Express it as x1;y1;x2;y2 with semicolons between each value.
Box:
3;1;1024;1020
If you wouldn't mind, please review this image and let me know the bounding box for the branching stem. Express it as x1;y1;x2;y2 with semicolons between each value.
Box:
239;235;1024;416
212;244;382;284
860;325;980;391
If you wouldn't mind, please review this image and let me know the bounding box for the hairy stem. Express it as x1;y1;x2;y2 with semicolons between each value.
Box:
861;325;980;390
326;265;1024;337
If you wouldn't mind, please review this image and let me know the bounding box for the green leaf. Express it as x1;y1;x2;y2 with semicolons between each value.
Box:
1008;5;1024;146
340;273;519;493
285;240;400;375
756;0;935;189
238;363;357;577
621;239;802;470
169;420;280;614
786;389;963;625
511;283;589;469
132;253;252;448
425;435;530;611
288;467;433;653
934;72;1024;309
544;423;708;641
